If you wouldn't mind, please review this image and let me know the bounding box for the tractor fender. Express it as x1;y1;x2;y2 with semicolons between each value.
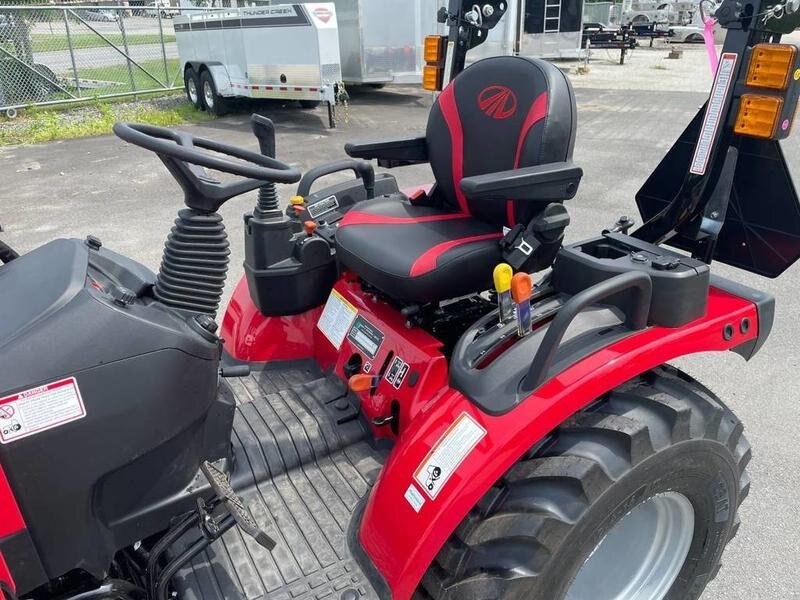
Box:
357;282;768;600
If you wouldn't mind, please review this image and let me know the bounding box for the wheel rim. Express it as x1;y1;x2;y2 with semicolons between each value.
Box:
187;78;198;104
203;81;214;109
566;492;695;600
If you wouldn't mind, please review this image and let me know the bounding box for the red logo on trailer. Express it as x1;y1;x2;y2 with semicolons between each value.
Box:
314;7;332;23
478;85;518;120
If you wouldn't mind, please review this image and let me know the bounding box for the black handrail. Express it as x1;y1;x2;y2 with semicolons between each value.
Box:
520;271;653;393
297;159;376;200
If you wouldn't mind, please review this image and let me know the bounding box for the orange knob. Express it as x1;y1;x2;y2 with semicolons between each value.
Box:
348;373;375;393
511;272;533;303
303;220;317;236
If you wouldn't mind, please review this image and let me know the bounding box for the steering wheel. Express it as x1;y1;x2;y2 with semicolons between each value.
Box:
113;122;302;213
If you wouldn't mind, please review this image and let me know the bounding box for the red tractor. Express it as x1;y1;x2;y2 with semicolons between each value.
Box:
1;0;799;598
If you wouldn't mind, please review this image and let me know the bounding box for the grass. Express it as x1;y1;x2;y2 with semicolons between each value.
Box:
74;58;181;94
30;33;176;53
0;97;214;145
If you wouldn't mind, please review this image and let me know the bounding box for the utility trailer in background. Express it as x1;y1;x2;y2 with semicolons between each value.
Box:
469;0;586;61
291;0;441;85
175;3;343;126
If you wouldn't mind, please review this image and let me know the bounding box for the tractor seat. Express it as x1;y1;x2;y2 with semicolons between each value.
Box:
336;56;578;304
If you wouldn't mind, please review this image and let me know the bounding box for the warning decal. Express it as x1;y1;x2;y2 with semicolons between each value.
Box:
404;484;426;513
0;377;86;444
690;53;737;175
414;413;487;500
317;289;358;349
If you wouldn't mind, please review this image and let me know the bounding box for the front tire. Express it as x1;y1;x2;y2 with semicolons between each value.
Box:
200;70;230;116
419;366;750;600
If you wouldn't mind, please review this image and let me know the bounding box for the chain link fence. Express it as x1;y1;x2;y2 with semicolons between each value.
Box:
0;4;215;115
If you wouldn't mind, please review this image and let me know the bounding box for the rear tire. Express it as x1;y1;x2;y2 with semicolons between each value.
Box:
418;365;750;600
299;99;321;109
184;68;202;110
200;70;230;117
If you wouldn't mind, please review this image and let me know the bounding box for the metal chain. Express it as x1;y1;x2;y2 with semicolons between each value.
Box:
336;81;350;124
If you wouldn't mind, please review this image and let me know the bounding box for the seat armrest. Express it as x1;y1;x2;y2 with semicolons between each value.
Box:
344;136;428;168
460;162;582;202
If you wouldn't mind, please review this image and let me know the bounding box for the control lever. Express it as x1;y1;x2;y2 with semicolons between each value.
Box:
220;364;251;378
251;113;276;158
201;461;276;551
250;115;282;218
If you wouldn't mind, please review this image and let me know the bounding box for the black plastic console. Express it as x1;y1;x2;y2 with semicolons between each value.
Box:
244;214;337;316
553;232;710;327
295;173;400;225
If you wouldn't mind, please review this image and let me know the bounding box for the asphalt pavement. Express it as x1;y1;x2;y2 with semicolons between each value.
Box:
0;79;798;598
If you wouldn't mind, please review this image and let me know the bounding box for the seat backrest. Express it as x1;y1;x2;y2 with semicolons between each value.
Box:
426;56;577;227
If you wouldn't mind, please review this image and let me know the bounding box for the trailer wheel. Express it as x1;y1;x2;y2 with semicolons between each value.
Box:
200;70;229;117
418;365;750;600
299;100;321;109
184;68;202;110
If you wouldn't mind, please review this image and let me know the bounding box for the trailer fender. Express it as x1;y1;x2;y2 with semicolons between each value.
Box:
186;62;233;97
203;64;234;97
357;284;767;599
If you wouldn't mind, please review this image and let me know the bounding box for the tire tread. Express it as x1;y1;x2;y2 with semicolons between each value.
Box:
420;366;750;599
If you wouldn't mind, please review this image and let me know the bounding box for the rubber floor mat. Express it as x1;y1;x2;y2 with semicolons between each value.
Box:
172;362;387;600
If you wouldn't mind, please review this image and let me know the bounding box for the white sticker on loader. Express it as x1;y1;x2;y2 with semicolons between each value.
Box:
0;377;86;444
690;52;737;175
317;289;358;349
404;483;426;513
414;412;486;500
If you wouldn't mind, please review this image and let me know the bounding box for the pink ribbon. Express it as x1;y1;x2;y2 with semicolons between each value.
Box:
703;13;720;73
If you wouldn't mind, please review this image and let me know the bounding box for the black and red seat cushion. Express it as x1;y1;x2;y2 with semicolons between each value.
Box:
335;56;577;303
336;197;503;303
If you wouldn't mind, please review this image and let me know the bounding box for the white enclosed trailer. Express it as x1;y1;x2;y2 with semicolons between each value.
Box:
175;3;343;125
254;0;583;86
290;0;441;85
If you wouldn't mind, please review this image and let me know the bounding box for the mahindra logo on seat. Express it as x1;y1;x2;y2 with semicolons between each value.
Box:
478;85;518;119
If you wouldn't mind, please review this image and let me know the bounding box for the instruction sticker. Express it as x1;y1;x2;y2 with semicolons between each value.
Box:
0;377;86;444
404;483;426;513
690;52;737;175
414;413;487;500
307;195;340;219
385;356;409;389
317;289;358;349
347;316;385;359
